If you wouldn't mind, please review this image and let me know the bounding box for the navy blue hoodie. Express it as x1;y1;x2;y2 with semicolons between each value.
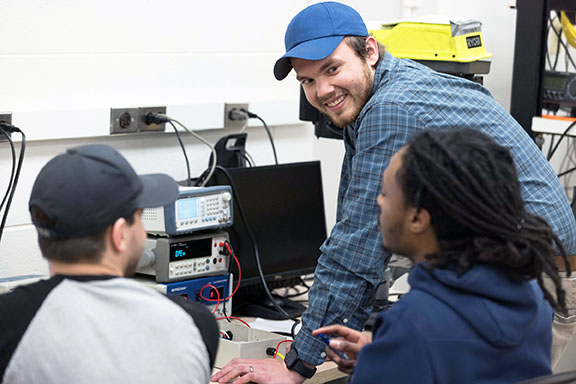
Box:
352;263;553;383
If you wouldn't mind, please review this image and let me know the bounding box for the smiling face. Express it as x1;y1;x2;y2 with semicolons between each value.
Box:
292;37;379;128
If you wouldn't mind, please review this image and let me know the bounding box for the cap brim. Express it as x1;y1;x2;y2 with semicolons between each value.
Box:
274;35;345;80
137;174;179;209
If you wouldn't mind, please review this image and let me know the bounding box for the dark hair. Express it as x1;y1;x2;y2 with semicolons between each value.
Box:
344;36;385;63
31;206;137;264
398;128;569;314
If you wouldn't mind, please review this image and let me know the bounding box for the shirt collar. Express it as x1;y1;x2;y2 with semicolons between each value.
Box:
372;51;398;94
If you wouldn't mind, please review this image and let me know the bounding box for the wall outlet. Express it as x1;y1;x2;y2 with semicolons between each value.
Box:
139;106;167;132
224;103;249;130
110;108;139;134
0;112;12;142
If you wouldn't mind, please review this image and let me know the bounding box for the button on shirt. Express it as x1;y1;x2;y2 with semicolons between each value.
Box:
292;52;576;365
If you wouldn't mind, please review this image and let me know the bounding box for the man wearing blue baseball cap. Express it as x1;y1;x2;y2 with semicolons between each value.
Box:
0;144;219;383
212;2;576;383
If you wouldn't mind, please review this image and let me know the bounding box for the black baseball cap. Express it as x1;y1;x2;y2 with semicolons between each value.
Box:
29;144;178;239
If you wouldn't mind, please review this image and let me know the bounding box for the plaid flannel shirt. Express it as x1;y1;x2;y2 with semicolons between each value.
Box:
293;53;576;365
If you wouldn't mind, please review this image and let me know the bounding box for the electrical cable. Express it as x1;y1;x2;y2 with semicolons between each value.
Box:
200;241;242;302
0;124;26;246
548;134;557;160
238;110;250;134
273;340;293;360
167;120;192;186
170;118;217;186
299;276;312;289
192;168;210;187
558;164;576;178
282;282;310;298
255;114;279;165
238;152;253;167
546;45;553;70
215;166;299;322
219;330;230;339
551;15;562;71
559;138;573;185
547;120;576;161
283;288;310;298
549;15;576;71
143;112;217;186
0;130;16;212
242;150;256;167
240;109;279;165
216;316;251;328
290;319;302;340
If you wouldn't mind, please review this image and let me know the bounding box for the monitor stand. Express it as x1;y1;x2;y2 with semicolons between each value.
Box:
232;291;306;320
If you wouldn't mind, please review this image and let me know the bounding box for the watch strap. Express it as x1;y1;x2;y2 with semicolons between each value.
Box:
285;347;317;379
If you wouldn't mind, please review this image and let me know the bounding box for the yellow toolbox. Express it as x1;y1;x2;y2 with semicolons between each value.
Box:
370;17;492;63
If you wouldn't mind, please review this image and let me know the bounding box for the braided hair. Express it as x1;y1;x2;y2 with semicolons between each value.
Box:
398;128;569;314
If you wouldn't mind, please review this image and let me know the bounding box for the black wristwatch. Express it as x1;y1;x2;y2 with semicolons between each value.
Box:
285;347;317;379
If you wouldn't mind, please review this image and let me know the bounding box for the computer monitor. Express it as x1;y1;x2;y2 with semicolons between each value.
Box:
208;161;327;319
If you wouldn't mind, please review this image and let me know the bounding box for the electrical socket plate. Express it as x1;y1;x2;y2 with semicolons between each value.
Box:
224;103;249;130
110;108;139;134
0;112;12;142
139;106;167;132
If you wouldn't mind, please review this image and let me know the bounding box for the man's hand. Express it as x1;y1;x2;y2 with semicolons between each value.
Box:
211;358;306;384
312;325;371;374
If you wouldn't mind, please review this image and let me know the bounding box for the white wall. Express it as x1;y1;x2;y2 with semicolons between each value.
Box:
0;1;522;278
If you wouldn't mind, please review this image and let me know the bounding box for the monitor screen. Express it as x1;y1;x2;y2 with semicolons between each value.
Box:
209;161;327;291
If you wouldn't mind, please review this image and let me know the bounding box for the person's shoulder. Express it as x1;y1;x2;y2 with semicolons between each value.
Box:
167;296;219;366
376;285;449;330
366;58;437;115
0;276;64;377
168;296;218;329
0;276;62;314
374;55;491;102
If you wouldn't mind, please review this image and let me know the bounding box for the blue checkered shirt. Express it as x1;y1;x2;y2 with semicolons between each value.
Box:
293;52;576;366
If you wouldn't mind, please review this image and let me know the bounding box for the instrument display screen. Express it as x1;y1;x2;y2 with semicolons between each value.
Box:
176;197;199;220
543;73;567;91
169;238;212;262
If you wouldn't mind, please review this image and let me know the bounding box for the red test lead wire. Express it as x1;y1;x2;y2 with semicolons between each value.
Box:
273;339;293;359
202;241;241;303
216;316;251;328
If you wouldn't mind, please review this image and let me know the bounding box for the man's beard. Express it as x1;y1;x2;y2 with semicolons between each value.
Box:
123;251;142;277
327;68;373;128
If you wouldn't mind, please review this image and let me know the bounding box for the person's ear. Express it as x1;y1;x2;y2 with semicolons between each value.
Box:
365;36;379;67
109;218;129;253
409;207;432;234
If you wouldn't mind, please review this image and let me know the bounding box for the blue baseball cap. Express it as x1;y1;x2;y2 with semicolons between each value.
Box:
274;2;368;81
